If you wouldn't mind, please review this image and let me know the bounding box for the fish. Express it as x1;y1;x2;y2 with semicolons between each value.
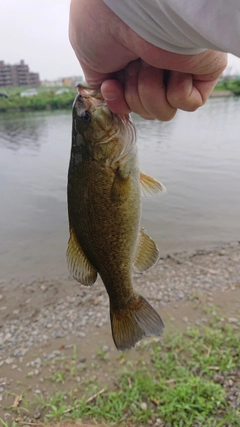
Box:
67;84;166;350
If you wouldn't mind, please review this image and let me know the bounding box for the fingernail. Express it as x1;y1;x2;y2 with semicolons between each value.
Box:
103;91;117;101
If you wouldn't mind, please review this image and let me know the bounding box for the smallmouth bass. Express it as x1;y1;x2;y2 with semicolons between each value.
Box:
67;85;166;350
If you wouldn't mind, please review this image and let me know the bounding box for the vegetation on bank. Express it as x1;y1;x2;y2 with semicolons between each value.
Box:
0;86;76;112
213;77;240;95
1;307;240;427
0;77;240;113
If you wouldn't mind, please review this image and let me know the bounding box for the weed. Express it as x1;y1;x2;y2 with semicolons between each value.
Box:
3;310;240;426
72;344;77;362
0;421;18;427
50;371;65;384
96;348;108;361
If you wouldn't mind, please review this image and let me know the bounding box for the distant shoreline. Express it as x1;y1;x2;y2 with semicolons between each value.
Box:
0;86;76;113
0;86;237;113
210;89;233;97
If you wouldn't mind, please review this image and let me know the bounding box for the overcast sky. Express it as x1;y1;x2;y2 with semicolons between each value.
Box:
1;0;240;81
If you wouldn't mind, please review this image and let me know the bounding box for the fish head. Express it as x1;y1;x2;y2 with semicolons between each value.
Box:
72;85;136;164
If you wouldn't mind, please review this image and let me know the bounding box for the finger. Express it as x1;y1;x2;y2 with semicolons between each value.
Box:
124;61;155;119
101;64;155;118
101;79;131;115
191;78;220;105
137;62;177;121
166;71;217;111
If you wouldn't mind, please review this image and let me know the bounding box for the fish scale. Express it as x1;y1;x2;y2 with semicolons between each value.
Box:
67;84;166;350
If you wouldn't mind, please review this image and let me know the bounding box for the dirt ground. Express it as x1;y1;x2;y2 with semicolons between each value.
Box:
0;243;240;425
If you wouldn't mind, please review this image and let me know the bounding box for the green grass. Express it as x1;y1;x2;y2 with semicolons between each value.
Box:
2;310;239;427
0;421;18;427
61;321;239;426
0;86;76;112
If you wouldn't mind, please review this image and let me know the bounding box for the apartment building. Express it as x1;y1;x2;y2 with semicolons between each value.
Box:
0;60;40;87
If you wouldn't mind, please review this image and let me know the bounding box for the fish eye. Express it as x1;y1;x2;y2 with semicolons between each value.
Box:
80;110;91;123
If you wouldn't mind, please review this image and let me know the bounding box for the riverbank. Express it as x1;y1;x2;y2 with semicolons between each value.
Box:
0;88;76;113
0;241;240;425
209;90;232;97
0;85;237;113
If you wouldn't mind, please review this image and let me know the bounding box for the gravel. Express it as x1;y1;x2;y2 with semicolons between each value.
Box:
0;242;240;361
0;241;240;421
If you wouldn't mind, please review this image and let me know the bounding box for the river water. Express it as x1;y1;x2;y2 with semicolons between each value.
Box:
0;97;240;281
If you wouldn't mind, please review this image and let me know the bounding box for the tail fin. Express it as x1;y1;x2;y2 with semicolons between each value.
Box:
110;295;164;351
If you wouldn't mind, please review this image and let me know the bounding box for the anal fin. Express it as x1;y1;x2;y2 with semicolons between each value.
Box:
133;228;159;273
66;227;97;285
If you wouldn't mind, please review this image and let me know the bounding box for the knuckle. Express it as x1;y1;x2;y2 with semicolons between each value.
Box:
155;109;177;121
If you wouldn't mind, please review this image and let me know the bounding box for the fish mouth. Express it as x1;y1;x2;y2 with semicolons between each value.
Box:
77;84;104;107
77;83;103;100
73;84;134;145
75;84;130;123
73;85;106;120
74;85;120;123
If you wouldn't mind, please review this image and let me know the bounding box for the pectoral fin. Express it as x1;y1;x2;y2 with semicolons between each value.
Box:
133;228;159;273
111;169;131;204
66;228;97;285
140;172;166;197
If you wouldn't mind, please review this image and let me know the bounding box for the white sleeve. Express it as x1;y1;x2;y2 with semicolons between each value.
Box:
103;0;240;57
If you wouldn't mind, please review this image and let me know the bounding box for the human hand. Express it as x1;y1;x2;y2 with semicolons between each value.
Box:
69;0;227;120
